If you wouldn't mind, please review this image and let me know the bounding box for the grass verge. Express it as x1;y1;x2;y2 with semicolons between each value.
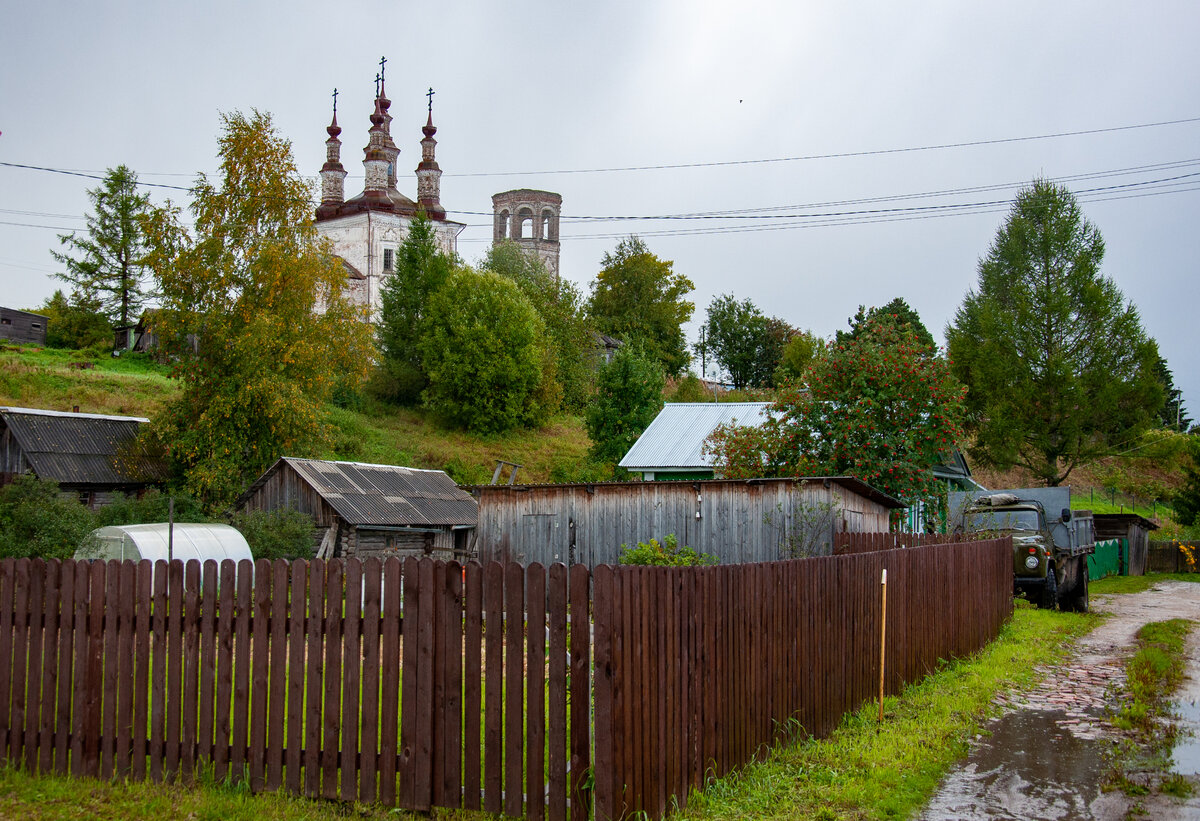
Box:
1107;618;1195;803
0;763;440;821
676;602;1096;821
1091;573;1200;596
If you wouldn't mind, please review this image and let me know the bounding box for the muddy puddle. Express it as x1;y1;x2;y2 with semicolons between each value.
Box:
919;708;1124;820
1171;697;1200;776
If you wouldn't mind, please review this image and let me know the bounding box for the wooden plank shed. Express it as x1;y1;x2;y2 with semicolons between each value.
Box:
237;457;478;559
0;406;167;508
468;476;903;567
0;307;48;346
1094;512;1158;576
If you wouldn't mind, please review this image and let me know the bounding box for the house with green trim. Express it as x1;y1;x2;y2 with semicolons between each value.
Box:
618;402;771;481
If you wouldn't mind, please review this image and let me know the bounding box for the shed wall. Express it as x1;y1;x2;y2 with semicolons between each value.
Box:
0;308;48;345
472;480;893;567
238;461;341;527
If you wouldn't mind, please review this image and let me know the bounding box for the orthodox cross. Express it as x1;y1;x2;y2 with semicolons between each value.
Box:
332;87;338;116
379;55;387;84
374;73;381;97
426;87;435;114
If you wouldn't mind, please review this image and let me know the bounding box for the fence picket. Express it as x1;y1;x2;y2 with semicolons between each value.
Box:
463;561;483;811
0;537;1013;821
358;557;382;803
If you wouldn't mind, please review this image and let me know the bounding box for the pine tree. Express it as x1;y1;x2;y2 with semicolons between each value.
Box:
52;165;153;328
946;179;1162;485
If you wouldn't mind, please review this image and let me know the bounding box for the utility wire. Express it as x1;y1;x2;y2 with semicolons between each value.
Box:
440;115;1200;177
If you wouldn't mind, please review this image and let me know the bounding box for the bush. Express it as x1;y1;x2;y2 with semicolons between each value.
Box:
618;534;718;566
0;475;96;559
585;344;664;465
548;456;612;484
666;373;710;403
419;268;555;434
92;489;211;528
226;508;316;561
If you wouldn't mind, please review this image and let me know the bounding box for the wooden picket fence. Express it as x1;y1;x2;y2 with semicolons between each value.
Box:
0;537;1012;820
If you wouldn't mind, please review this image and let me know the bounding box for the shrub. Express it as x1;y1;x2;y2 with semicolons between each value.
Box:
618;534;718;566
0;475;96;559
92;489;211;528
226;508;316;561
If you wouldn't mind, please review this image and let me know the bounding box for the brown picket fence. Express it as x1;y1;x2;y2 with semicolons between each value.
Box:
0;537;1012;820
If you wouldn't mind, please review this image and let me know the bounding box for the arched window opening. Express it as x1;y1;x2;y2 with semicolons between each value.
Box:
496;210;510;240
542;209;557;241
517;207;534;240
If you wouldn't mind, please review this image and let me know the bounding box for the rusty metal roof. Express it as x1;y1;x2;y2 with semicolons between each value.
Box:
0;406;167;486
618;402;772;471
247;457;477;527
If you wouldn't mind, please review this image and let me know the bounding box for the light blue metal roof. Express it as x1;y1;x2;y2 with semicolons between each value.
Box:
618;402;771;471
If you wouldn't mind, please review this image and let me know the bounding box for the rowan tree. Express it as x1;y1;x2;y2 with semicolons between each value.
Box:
706;317;965;510
587;237;694;377
837;297;936;354
946;179;1162;485
141;110;372;510
52;165;154;329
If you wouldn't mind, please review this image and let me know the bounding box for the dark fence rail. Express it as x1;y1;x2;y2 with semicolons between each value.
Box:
833;531;973;555
0;537;1013;820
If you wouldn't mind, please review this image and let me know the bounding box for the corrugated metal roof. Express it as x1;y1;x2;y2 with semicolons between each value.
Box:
618;402;771;471
0;406;167;485
252;457;477;527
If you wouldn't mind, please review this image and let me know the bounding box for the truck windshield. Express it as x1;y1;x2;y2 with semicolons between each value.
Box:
964;509;1041;532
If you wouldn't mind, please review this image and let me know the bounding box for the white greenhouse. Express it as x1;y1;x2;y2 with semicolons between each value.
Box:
77;523;254;566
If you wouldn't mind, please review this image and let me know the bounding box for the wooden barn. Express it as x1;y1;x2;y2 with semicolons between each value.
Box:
237;457;479;560
1094;512;1158;576
0;406;167;508
469;476;903;567
0;308;48;346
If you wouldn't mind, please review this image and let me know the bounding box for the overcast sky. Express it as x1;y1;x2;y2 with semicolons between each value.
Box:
2;1;1197;415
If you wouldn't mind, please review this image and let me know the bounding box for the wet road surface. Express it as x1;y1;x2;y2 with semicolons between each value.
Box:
919;581;1200;821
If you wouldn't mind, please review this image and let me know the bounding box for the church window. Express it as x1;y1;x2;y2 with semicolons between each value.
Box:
517;207;534;240
383;248;394;272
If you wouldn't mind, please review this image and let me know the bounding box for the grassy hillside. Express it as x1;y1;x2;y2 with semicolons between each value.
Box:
2;343;1189;526
0;344;590;484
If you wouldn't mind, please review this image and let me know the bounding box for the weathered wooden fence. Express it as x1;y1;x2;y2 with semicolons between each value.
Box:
0;538;1012;820
834;531;972;555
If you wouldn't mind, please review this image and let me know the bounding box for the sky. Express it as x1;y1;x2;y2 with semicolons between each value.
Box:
2;1;1198;415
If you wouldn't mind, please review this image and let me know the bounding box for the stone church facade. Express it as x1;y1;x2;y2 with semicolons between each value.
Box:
314;64;562;318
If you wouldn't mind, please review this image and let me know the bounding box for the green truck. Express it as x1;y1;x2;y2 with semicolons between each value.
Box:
949;487;1095;612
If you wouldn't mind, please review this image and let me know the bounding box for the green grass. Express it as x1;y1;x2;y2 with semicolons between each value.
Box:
1091;573;1200;596
0;344;592;484
1107;618;1195;802
676;603;1097;821
0;763;444;821
1114;618;1192;734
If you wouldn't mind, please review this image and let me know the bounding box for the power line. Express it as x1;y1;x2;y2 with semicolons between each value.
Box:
442;115;1200;177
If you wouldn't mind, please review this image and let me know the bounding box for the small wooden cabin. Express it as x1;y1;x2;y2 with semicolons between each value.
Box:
0;406;167;508
238;457;479;559
0;308;48;346
1094;512;1158;576
470;476;903;567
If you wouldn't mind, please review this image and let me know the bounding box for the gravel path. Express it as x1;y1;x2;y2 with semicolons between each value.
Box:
919;580;1200;821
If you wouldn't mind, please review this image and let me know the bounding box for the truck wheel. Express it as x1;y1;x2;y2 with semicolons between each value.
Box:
1038;566;1058;610
1070;564;1089;613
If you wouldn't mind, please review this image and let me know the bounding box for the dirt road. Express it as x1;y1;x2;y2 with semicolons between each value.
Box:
918;580;1200;821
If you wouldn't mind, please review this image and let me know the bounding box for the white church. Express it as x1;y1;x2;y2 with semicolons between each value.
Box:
314;61;562;317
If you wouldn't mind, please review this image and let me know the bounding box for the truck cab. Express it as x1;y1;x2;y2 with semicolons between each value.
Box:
951;488;1094;612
